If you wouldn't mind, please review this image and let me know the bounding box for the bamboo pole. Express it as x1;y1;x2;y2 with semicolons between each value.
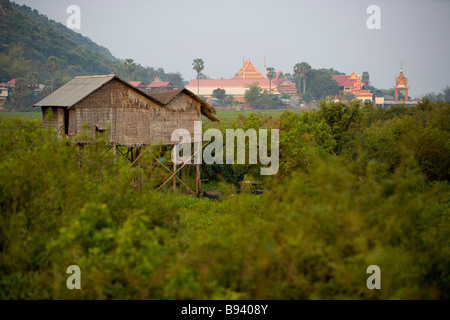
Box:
173;162;177;192
154;157;195;195
153;141;209;193
196;164;201;196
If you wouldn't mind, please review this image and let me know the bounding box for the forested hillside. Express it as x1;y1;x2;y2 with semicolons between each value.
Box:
0;0;186;110
0;0;118;82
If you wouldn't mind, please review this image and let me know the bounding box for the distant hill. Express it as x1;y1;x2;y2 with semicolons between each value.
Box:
0;0;186;110
0;0;120;83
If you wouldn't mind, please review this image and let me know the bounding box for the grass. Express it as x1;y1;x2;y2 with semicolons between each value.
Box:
0;108;300;129
0;111;42;121
204;108;301;130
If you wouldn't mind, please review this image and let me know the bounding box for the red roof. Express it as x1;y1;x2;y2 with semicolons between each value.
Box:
0;79;16;87
128;81;146;88
147;81;175;88
186;78;273;88
354;90;373;97
332;75;352;86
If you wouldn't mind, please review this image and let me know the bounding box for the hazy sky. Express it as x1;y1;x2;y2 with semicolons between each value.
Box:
11;0;450;96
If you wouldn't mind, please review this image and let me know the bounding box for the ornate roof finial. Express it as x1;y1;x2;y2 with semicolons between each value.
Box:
400;62;403;72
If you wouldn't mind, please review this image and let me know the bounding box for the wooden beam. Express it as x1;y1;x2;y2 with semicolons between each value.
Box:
153;141;209;194
154;157;195;195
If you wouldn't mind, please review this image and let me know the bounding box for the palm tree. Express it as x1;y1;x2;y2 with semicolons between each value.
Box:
294;62;311;94
266;67;276;92
124;59;136;80
192;58;204;95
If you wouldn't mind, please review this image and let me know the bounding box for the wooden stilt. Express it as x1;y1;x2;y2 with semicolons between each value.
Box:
173;162;177;192
112;142;117;163
196;164;201;196
186;165;190;188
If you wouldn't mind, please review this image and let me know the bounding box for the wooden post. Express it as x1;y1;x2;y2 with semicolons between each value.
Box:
112;142;117;163
173;162;177;192
186;165;190;187
196;164;201;196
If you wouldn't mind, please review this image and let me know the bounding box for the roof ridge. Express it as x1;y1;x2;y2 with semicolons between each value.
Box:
75;74;116;79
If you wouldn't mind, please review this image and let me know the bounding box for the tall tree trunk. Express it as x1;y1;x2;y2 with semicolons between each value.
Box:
303;75;306;94
197;74;200;95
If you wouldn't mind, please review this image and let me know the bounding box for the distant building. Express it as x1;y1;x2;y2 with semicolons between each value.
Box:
34;74;218;144
128;81;147;90
0;85;8;101
185;59;297;103
332;72;373;103
146;76;176;91
272;71;297;95
0;79;16;101
393;63;409;102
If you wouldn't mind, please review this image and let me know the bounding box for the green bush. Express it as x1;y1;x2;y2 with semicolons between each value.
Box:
0;101;449;299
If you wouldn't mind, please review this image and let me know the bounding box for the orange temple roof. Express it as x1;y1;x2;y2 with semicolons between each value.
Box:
395;64;408;87
231;59;265;80
349;72;359;80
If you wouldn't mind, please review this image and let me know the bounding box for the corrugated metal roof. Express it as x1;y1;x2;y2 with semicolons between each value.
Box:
34;75;115;107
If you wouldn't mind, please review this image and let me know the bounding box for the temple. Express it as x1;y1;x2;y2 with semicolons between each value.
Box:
146;76;176;91
393;63;409;102
231;59;265;80
332;72;373;103
185;59;297;103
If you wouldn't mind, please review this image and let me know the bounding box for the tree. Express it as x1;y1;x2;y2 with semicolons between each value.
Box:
197;73;209;80
342;93;356;102
266;67;276;92
225;94;234;106
124;59;137;80
301;92;313;103
212;88;226;101
244;83;262;108
28;72;40;90
192;58;205;95
306;69;339;100
293;63;302;94
294;62;311;94
258;91;277;109
444;86;450;102
47;56;59;93
362;71;370;85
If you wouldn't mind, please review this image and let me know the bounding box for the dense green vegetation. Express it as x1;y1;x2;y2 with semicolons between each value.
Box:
0;100;448;299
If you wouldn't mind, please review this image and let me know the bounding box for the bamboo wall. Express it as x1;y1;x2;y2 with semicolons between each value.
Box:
149;94;201;145
71;79;202;146
42;107;64;134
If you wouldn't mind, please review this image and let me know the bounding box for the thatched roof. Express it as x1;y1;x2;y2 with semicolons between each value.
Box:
34;75;115;108
34;74;160;109
34;75;218;122
147;88;218;122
